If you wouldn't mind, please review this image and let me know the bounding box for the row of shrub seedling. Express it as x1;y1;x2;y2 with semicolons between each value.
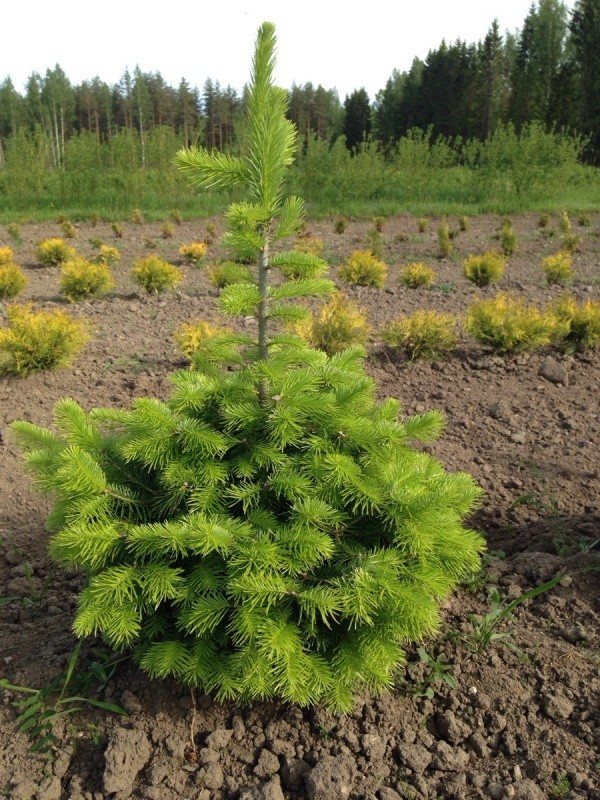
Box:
337;248;580;288
298;217;582;261
178;292;599;361
6;208;591;247
1;290;597;376
0;240;209;301
3;207;592;273
0;237;586;303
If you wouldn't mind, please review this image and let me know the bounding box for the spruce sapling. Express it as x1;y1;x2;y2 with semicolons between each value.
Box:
12;23;484;712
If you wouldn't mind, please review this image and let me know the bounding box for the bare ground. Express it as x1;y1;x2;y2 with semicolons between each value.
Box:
0;213;598;800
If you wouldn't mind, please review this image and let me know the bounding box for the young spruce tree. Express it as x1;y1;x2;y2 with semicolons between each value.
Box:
12;23;484;712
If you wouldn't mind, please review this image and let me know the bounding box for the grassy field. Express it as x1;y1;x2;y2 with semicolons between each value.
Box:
1;173;598;224
1;125;599;222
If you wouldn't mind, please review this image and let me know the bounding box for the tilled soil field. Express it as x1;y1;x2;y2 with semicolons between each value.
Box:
0;213;598;800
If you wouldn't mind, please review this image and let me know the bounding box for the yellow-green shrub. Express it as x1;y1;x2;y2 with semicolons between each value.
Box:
500;221;516;256
366;229;385;259
94;244;120;266
339;250;387;287
130;208;144;225
295;236;324;257
161;222;174;239
294;292;370;355
132;256;182;293
173;319;228;360
384;310;457;359
559;210;571;233
0;304;88;375
399;262;436;288
179;242;208;266
6;224;22;244
418;217;428;233
60;220;76;238
0;246;14;265
60;258;115;301
438;220;452;257
334;218;346;234
373;216;385;233
465;294;552;352
561;231;581;253
542;251;574;286
577;213;591;227
36;238;77;267
208;261;253;288
459;216;469;232
463;252;506;287
549;295;600;352
112;222;123;238
0;263;28;299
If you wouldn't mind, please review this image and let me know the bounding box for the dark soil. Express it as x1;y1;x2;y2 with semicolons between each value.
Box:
1;214;599;800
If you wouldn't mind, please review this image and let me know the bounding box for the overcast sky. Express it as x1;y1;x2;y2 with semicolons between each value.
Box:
3;0;577;99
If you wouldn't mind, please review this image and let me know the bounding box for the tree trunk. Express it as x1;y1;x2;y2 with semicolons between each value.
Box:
138;95;146;169
257;237;270;402
60;104;65;168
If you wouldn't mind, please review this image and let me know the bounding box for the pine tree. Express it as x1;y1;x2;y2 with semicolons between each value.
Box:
510;1;568;126
13;22;484;712
343;88;372;150
479;21;506;139
570;0;600;160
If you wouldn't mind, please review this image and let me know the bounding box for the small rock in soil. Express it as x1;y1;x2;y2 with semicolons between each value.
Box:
240;776;285;800
305;755;354;800
232;714;246;740
433;710;470;744
378;788;403;800
395;742;432;774
35;775;62;800
146;760;170;785
515;779;547;800
269;737;295;758
164;734;186;760
254;748;280;778
511;551;561;582
430;740;470;772
199;746;220;765
468;732;491;759
538;356;569;385
543;693;574;720
103;727;152;796
489;401;512;422
280;756;309;790
562;623;588;643
119;690;142;715
206;727;234;750
361;732;386;760
201;763;224;790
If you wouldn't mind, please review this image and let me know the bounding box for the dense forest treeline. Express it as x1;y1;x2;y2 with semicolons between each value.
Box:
0;0;599;217
1;0;598;158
